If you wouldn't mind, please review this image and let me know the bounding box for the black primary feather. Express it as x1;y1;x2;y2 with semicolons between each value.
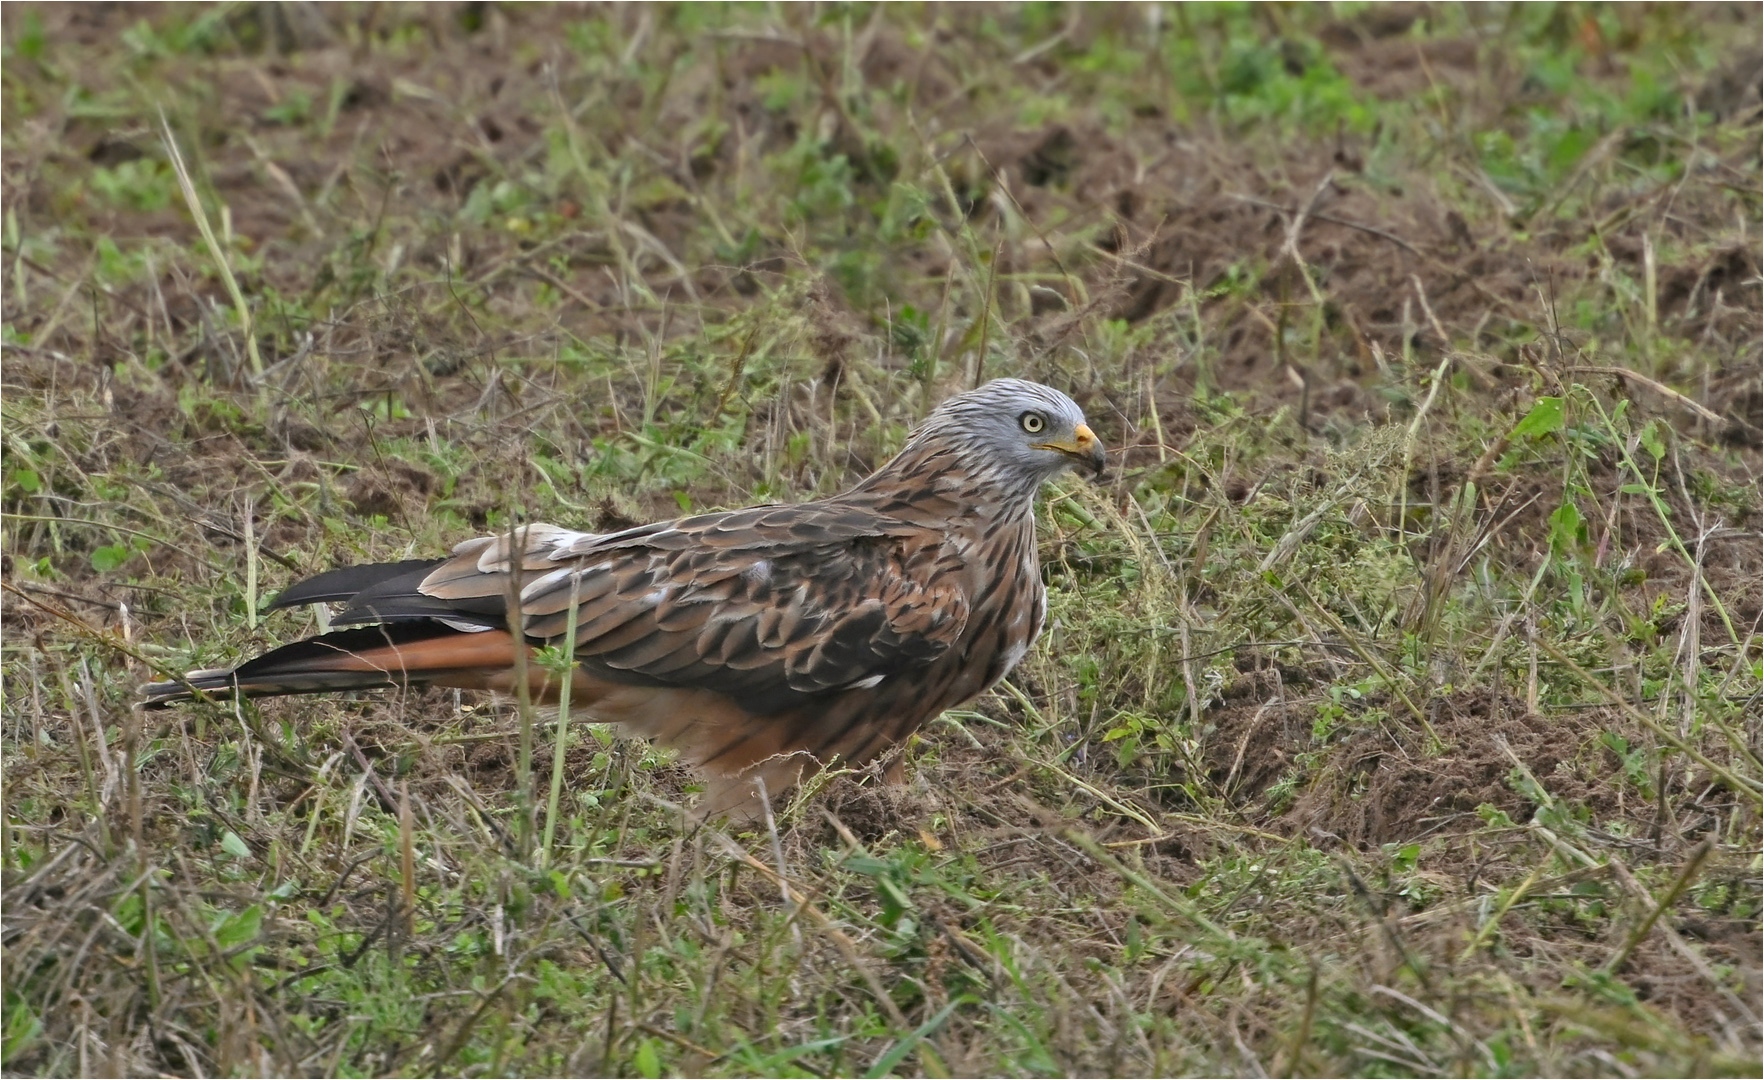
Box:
267;558;445;610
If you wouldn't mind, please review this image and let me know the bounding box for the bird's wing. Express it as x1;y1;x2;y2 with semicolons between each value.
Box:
335;507;970;713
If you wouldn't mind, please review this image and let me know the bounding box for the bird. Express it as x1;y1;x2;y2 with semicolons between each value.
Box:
143;379;1106;821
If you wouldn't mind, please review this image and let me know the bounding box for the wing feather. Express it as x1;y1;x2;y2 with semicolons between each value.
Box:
408;507;969;710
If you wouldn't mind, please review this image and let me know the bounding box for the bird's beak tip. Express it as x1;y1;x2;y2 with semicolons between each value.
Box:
1036;423;1106;478
1075;424;1105;478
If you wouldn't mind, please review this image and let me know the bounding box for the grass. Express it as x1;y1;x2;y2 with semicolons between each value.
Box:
2;3;1760;1076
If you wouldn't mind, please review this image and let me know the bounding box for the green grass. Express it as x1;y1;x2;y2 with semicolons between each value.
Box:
3;3;1760;1076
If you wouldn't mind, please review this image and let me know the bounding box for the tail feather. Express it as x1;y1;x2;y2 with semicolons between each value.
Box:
140;623;513;707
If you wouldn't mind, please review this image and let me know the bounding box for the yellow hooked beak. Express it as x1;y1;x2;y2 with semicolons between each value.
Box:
1035;423;1106;477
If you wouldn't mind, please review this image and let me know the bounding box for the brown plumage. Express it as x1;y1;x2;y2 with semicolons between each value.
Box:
143;379;1106;820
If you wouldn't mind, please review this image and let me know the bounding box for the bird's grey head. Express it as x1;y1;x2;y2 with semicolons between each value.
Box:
915;378;1106;490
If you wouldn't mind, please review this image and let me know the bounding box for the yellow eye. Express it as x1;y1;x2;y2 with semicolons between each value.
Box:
1019;412;1046;434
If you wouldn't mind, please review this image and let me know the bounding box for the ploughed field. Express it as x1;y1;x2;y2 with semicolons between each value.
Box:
2;5;1759;1076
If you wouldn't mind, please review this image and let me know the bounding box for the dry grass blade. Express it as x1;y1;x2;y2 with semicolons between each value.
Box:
157;112;265;403
1602;837;1716;975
